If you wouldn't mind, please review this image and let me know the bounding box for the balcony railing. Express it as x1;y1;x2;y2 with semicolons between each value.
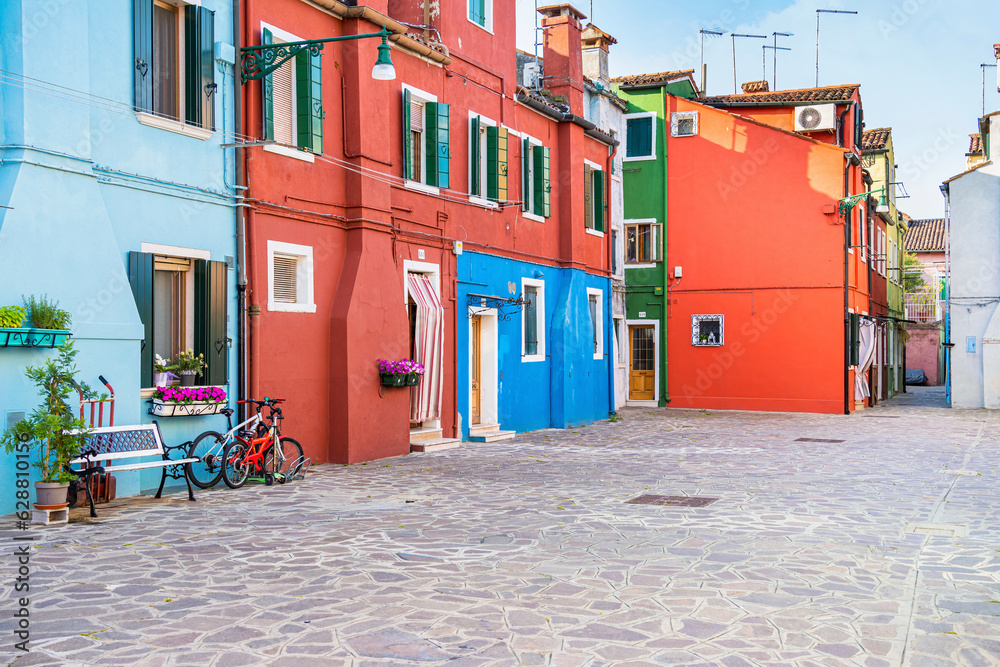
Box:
904;293;942;322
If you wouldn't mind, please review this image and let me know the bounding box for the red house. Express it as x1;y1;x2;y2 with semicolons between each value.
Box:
658;82;877;413
237;1;617;465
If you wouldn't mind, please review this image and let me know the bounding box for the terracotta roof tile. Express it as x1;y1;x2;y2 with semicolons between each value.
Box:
861;127;890;152
905;218;946;253
702;84;859;106
968;133;983;155
741;80;769;93
611;70;695;88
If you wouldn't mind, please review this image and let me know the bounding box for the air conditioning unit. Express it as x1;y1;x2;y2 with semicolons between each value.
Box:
794;103;837;132
523;62;540;89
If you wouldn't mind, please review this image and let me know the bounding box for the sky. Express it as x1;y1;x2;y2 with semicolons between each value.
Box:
515;0;1000;220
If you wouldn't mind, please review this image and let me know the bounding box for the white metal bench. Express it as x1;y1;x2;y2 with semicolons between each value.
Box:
67;421;198;517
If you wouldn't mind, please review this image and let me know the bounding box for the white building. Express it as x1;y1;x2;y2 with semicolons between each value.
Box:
581;24;628;411
943;47;1000;407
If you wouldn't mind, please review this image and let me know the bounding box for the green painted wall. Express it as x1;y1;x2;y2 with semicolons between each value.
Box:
614;81;697;405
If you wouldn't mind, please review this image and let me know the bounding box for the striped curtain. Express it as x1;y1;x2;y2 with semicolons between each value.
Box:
408;274;443;423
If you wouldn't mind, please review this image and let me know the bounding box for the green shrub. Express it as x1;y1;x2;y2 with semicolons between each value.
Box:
0;305;27;328
22;294;71;330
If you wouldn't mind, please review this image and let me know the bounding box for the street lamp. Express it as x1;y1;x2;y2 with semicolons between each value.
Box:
839;187;890;217
240;25;396;84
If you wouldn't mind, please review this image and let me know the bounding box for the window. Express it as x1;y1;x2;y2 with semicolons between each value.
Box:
671;111;698;137
611;230;620;275
615;317;627;364
521;278;545;361
260;25;322;155
587;288;603;359
624;112;655;160
859;207;867;263
468;0;492;31
470;114;506;203
404;87;450;189
267;241;316;313
134;0;216;129
520;136;550;217
691;315;723;347
584;163;606;234
129;248;228;388
625;220;662;264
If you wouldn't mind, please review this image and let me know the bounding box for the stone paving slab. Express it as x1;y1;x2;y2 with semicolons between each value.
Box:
2;387;1000;665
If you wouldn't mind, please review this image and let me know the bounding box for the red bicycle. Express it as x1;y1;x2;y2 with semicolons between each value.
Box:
221;398;304;488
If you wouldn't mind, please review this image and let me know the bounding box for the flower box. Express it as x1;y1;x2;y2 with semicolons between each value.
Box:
405;373;421;386
0;328;72;348
149;399;227;417
381;373;407;387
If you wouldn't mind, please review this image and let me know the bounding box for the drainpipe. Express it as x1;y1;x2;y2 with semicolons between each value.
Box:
942;182;952;405
234;0;248;421
661;87;670;404
843;151;860;414
607;138;617;415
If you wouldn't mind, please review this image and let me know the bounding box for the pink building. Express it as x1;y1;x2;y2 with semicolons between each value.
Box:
904;218;946;384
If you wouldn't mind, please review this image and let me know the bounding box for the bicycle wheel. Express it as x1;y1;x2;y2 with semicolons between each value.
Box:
221;441;251;489
264;437;304;481
186;431;226;488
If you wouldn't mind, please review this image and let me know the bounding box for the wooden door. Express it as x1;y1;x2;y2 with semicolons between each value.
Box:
629;325;655;400
471;315;482;424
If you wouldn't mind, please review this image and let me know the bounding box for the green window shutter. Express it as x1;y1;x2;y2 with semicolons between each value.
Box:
584;165;593;230
403;89;413;181
650;224;662;261
533;146;550;217
296;49;323;153
593;169;605;232
486;126;508;203
469;0;485;26
626;116;652;158
183;7;214;128
425;102;450;188
133;0;153;113
849;314;860;367
522;137;530;211
195;259;228;387
470;115;480;196
128;251;155;388
262;28;274;140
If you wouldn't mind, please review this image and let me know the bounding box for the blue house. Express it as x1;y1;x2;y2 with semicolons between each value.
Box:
0;0;239;514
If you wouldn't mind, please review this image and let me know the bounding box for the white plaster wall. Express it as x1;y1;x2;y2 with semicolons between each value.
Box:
949;165;1000;408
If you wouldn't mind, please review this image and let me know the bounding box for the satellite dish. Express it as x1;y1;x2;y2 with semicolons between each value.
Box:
798;107;822;130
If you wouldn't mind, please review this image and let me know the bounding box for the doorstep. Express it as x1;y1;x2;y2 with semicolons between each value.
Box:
468;423;516;443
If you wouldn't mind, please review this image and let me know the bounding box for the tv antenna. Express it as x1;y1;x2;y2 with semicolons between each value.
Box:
982;62;998;116
732;33;767;94
816;9;857;87
699;29;725;95
768;32;793;90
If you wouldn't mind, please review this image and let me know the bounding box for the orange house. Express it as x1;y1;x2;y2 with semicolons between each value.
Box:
662;84;873;413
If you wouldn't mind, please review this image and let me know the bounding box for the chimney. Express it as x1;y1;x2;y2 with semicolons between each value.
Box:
581;23;616;87
995;44;999;92
741;80;769;94
538;4;587;112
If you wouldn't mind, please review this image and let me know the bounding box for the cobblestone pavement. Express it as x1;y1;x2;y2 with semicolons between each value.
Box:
3;387;1000;667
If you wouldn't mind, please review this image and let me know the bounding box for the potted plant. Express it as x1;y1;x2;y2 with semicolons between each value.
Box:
21;295;72;348
0;305;28;347
1;341;95;508
149;385;227;417
175;349;205;386
154;354;179;386
377;358;424;387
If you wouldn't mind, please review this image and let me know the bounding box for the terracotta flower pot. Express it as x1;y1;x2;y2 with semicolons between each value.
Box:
35;481;70;508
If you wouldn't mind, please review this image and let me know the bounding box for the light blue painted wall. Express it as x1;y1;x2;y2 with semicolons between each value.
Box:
0;0;238;514
456;251;612;439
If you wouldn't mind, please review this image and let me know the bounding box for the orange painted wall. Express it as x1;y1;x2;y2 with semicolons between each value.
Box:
665;96;852;413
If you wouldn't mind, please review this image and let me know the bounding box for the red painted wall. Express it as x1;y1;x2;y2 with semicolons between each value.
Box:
242;0;611;465
907;325;943;385
665;96;852;414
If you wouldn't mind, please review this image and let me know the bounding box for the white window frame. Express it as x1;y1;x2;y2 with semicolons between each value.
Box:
267;240;316;313
691;314;724;347
468;110;498;207
626;318;659;406
400;84;439;194
587;287;603;360
521;277;545;362
584;159;605;238
624;218;661;267
521;133;544;223
614;316;627;366
670;110;699;137
468;0;493;34
624;111;657;162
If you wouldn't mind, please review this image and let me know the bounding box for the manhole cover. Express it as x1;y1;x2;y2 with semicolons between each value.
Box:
626;495;718;507
794;438;845;443
906;523;966;537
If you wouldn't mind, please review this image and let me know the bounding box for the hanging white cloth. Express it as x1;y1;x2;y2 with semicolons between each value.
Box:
855;317;877;401
407;274;443;423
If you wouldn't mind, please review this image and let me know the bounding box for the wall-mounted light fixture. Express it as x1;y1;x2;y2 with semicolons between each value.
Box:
239;26;395;84
839;186;889;217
